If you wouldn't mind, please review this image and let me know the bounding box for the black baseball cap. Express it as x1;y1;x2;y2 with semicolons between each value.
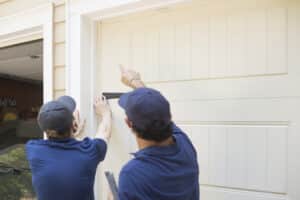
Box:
38;96;76;133
118;88;171;130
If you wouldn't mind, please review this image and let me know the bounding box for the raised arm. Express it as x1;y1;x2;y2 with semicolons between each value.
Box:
94;95;112;143
120;65;185;136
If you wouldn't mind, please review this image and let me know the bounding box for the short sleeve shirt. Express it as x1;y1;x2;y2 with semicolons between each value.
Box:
118;124;200;200
26;137;107;200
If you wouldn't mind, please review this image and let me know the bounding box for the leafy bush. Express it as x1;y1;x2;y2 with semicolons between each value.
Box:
0;145;35;200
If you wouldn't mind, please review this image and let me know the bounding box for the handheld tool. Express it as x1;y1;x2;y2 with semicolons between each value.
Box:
102;93;124;100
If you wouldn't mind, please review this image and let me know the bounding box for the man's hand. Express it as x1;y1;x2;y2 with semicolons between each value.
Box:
120;65;145;89
94;95;112;119
72;110;86;140
94;95;112;142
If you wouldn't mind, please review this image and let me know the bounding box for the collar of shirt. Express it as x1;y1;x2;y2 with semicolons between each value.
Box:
131;136;180;158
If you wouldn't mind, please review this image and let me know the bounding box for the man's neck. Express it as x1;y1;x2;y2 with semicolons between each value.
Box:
136;136;175;150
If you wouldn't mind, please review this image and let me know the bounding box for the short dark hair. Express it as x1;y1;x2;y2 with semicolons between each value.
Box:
132;120;173;142
45;126;72;140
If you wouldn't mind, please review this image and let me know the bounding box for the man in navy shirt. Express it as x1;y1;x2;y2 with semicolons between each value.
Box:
117;66;199;200
26;95;112;200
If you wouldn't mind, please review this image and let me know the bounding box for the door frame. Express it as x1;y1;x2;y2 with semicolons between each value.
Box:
0;3;54;102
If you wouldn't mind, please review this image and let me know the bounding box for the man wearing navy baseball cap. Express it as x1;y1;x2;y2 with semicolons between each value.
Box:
117;66;199;200
26;95;112;200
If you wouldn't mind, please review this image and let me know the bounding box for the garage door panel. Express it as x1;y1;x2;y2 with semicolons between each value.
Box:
208;127;227;186
246;127;268;191
267;8;287;74
175;24;191;80
181;125;209;184
201;186;286;200
132;31;146;76
158;26;175;81
144;31;159;82
101;26;131;91
150;76;294;101
180;124;288;193
101;6;292;82
227;127;247;189
228;14;247;76
191;20;210;79
245;10;267;75
100;5;299;96
266;127;288;193
287;5;300;77
210;16;228;77
171;99;294;122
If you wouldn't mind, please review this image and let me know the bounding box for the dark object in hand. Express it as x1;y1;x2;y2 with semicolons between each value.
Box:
102;93;124;100
105;171;119;200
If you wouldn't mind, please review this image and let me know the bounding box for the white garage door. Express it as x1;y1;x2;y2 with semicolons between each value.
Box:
96;1;300;199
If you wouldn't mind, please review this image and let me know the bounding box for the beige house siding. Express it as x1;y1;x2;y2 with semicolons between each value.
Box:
53;2;66;99
0;0;49;16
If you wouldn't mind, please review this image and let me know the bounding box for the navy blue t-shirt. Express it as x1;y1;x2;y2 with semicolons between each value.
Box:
26;137;107;200
118;124;199;200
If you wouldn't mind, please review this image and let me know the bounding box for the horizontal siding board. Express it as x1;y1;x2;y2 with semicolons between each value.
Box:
54;67;65;90
175;124;288;193
54;4;65;22
54;22;65;43
54;43;65;66
54;89;65;99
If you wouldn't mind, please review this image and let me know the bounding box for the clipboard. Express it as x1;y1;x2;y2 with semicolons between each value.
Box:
105;171;119;200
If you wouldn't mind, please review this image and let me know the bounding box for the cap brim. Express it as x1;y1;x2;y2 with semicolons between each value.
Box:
118;92;131;109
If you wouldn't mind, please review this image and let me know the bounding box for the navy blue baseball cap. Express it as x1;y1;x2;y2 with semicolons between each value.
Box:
57;95;76;113
38;96;76;133
119;88;171;129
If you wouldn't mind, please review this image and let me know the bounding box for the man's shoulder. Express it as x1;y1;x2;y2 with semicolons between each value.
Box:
26;139;46;148
119;158;146;190
120;158;143;175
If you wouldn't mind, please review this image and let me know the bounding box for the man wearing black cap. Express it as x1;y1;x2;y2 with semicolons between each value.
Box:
117;66;199;200
26;95;112;200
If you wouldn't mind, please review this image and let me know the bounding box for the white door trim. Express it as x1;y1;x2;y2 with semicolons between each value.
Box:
0;3;54;102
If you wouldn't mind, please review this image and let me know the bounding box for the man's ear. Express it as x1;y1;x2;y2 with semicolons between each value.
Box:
71;119;77;133
125;118;133;128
